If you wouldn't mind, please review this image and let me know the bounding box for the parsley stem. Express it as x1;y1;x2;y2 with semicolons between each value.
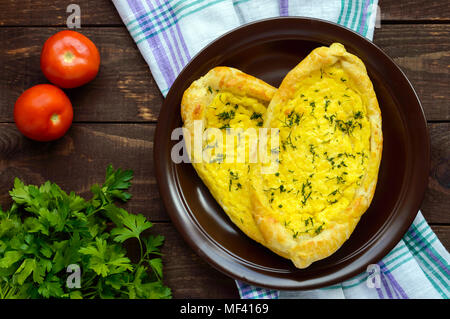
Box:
82;290;98;298
82;274;97;289
138;238;144;263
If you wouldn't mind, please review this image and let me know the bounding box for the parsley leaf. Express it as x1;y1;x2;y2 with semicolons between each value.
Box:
111;213;153;243
0;165;171;299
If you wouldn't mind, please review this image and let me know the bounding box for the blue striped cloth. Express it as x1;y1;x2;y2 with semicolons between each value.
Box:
237;213;450;299
112;0;450;299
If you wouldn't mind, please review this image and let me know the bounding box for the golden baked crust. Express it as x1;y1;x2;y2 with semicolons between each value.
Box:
181;45;382;269
181;67;277;244
251;43;383;268
181;67;276;126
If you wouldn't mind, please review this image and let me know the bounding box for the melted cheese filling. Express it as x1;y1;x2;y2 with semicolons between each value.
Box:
196;92;268;241
263;65;371;238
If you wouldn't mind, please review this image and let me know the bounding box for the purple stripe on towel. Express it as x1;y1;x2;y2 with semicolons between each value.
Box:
376;286;384;299
379;261;409;299
167;0;192;65
408;227;450;276
358;0;371;34
279;0;289;16
146;0;181;73
127;0;176;87
152;0;186;72
379;271;394;299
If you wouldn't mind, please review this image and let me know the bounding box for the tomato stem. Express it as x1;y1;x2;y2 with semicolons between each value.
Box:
51;113;60;125
63;51;75;63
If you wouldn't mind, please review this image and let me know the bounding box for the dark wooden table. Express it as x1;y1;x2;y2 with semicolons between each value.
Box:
0;0;448;298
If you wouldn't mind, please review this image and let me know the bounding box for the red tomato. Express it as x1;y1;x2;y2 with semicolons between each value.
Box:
40;30;100;88
14;84;73;142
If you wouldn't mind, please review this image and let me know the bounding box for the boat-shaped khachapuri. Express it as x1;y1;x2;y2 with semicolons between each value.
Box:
181;43;382;269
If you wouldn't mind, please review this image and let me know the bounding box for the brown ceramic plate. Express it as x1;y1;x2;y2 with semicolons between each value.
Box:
154;18;430;290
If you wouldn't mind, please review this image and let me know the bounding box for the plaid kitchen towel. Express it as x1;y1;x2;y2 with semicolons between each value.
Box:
113;0;380;96
112;0;450;299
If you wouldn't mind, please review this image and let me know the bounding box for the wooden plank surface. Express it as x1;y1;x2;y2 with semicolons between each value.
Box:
0;118;447;298
424;123;450;224
0;0;122;26
0;0;449;26
379;0;450;21
0;123;167;220
0;122;448;224
0;0;448;299
431;226;450;249
0;27;163;123
373;24;450;121
153;223;239;298
0;25;448;123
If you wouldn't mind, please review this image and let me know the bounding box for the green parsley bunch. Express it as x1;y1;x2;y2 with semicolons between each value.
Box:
0;165;171;299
